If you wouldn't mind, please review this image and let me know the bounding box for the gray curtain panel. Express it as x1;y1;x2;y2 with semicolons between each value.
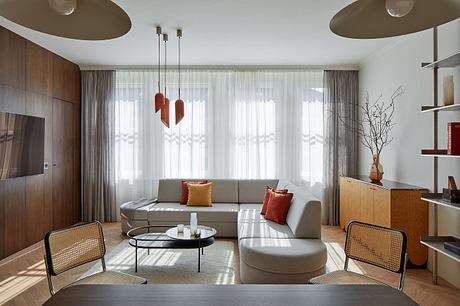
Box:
81;70;116;222
322;70;359;225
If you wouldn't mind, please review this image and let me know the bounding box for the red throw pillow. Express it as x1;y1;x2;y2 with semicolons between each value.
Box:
180;180;208;204
260;186;288;215
265;189;293;224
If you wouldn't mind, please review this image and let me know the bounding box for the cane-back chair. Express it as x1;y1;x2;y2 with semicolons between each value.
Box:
309;221;408;291
44;221;147;295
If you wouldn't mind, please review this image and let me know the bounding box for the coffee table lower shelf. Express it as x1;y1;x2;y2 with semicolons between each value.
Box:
127;230;215;273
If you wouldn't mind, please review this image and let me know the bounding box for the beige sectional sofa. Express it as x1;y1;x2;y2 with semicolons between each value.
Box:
120;178;327;283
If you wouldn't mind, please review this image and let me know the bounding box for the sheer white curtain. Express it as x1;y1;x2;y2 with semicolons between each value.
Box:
114;69;323;210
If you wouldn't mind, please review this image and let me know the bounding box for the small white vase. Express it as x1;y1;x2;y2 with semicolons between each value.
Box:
190;213;198;235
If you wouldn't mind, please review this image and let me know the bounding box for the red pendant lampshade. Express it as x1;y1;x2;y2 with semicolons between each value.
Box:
161;97;170;128
154;92;164;113
175;99;184;124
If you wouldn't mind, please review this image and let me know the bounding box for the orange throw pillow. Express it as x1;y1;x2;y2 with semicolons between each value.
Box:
180;180;208;204
187;182;213;207
265;189;293;224
260;186;288;215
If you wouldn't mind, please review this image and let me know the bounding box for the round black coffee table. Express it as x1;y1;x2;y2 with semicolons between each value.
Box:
127;225;217;273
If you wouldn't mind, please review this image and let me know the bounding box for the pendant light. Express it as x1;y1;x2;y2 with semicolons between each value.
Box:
0;0;131;40
330;0;460;39
154;27;164;113
160;33;170;128
175;29;185;125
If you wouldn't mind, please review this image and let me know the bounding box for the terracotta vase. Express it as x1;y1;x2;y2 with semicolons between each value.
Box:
369;154;384;182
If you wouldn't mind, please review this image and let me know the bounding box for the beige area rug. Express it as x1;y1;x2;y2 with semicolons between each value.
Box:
84;239;236;284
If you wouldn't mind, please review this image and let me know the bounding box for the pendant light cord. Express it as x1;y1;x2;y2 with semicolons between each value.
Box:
157;27;161;93
164;35;167;96
178;34;181;99
157;30;161;93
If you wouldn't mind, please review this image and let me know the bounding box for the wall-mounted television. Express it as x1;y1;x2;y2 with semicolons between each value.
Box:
0;111;45;180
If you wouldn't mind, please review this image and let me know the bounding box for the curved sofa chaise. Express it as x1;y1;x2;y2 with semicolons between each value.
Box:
120;179;327;284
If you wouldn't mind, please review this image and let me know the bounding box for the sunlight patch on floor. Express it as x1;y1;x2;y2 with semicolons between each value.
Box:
0;260;46;305
105;247;183;270
215;249;235;284
141;249;181;267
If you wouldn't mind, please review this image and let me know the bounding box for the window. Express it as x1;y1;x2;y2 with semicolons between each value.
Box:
114;70;323;203
233;87;276;178
163;87;208;178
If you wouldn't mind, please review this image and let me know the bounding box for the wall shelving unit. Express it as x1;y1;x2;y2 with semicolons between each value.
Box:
420;28;460;284
421;104;460;113
421;195;460;266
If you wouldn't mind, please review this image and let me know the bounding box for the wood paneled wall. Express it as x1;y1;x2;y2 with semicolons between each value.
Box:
0;26;81;259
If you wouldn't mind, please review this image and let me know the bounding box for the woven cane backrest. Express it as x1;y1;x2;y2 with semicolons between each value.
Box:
44;222;106;275
345;221;407;273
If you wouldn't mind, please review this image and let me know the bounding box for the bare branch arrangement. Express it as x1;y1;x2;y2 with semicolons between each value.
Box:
359;86;402;156
336;86;402;182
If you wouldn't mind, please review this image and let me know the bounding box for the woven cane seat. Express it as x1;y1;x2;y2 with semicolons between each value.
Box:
309;270;385;286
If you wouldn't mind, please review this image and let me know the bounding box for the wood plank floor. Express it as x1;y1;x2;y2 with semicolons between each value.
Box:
0;223;458;306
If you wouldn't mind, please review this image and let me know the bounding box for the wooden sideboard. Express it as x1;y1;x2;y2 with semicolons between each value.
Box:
339;176;428;267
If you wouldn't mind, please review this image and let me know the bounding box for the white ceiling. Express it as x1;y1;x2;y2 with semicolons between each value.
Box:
0;0;400;67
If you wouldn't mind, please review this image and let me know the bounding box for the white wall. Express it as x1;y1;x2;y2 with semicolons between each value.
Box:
358;20;460;288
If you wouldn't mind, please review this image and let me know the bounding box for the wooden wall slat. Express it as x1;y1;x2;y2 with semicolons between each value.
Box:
53;55;80;104
52;98;76;230
0;27;25;89
26;41;53;96
25;175;45;243
3;178;27;256
25;92;53;243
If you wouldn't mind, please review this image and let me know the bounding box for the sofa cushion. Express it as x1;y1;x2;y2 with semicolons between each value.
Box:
238;179;278;203
158;179;238;203
148;202;238;223
239;238;327;274
277;179;321;239
120;198;157;220
158;180;183;202
131;203;157;220
238;204;264;222
239;203;262;211
210;179;239;203
238;220;294;239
